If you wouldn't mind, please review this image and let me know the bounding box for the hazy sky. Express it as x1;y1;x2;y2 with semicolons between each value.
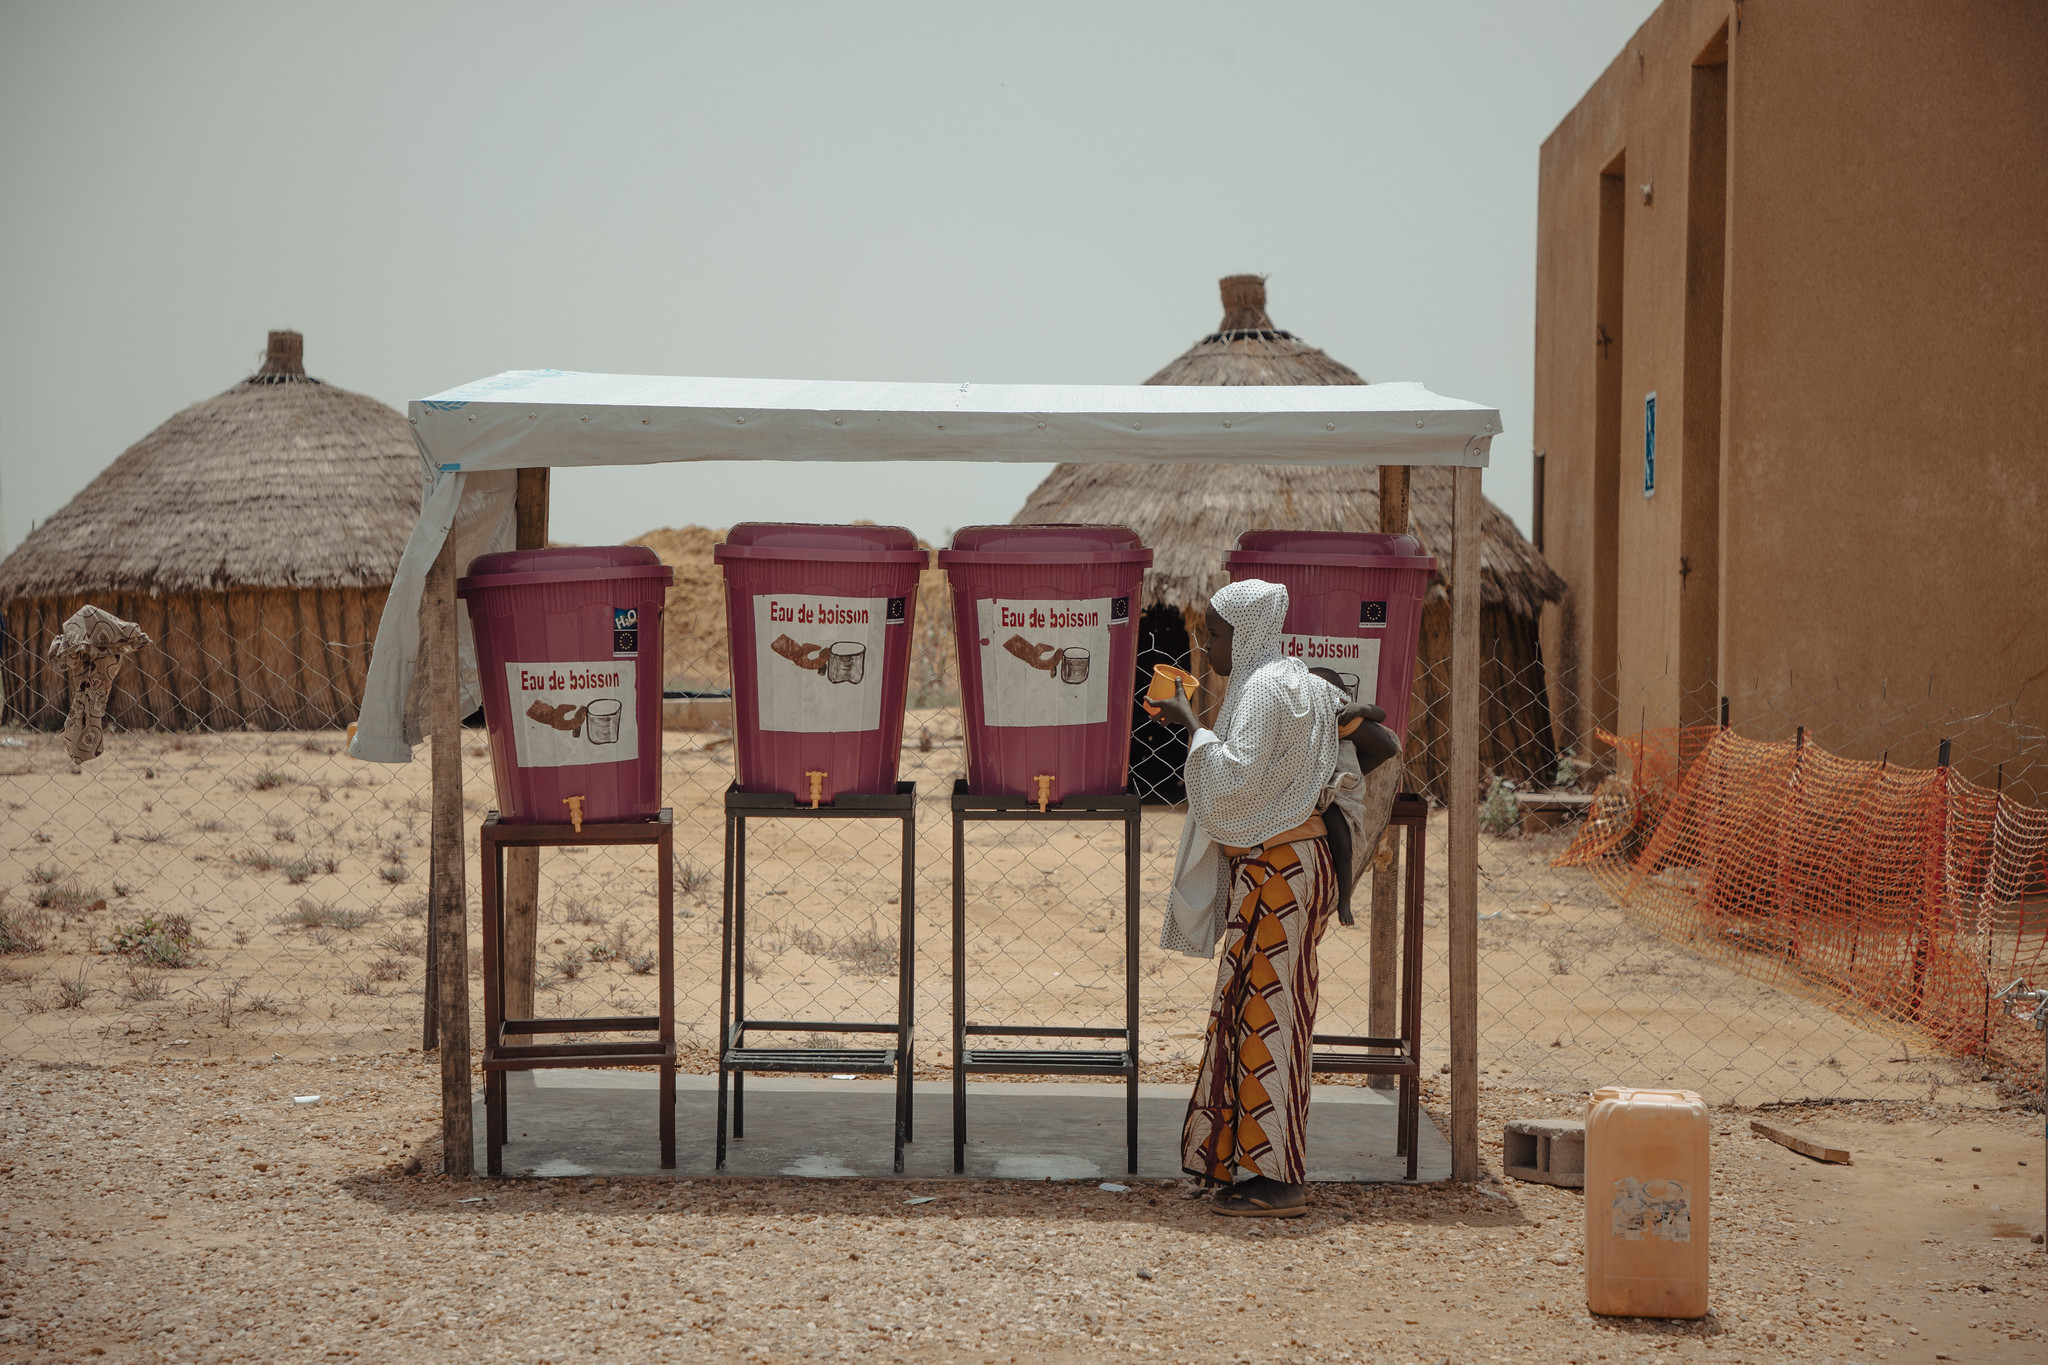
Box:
0;1;1655;556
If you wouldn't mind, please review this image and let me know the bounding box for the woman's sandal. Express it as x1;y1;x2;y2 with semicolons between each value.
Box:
1211;1185;1307;1219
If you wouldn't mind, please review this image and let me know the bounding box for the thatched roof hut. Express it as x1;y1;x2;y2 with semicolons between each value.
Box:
0;332;422;730
1015;276;1566;799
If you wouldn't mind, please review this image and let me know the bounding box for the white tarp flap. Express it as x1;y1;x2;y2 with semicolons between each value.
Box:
350;466;514;762
407;371;1498;472
352;371;1498;762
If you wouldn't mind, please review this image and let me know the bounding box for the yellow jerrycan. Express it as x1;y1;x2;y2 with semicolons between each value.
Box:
1584;1087;1709;1318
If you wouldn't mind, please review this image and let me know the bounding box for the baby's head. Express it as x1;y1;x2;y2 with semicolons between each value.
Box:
1308;666;1346;695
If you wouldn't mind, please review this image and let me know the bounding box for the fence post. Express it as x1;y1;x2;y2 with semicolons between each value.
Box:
1448;465;1482;1181
501;468;550;1043
1368;462;1412;1084
427;531;473;1176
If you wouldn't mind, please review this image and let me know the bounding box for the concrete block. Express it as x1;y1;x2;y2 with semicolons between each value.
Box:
1503;1117;1585;1187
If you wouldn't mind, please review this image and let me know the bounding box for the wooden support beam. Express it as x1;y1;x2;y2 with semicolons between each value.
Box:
427;531;473;1177
1749;1120;1852;1165
1367;462;1412;1086
1378;462;1411;537
501;469;550;1044
1447;464;1483;1181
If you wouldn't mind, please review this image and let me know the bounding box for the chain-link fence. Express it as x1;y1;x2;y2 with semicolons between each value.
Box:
3;590;2042;1113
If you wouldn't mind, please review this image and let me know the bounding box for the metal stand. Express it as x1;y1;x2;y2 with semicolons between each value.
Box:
719;782;916;1173
1312;793;1428;1180
951;780;1141;1174
479;810;675;1178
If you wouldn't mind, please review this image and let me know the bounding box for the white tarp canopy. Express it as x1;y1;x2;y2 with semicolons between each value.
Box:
351;371;1499;762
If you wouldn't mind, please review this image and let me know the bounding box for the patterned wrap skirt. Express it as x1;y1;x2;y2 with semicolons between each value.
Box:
1180;833;1337;1186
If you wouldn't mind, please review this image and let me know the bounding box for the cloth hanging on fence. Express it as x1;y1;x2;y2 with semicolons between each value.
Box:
48;605;151;766
1165;579;1343;956
1182;834;1337;1185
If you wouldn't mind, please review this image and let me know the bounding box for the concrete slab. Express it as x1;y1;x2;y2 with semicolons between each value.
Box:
474;1072;1451;1184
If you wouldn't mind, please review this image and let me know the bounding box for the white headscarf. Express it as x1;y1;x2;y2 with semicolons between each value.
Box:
1163;579;1345;956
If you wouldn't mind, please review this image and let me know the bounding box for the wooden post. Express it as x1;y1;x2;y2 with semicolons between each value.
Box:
427;531;473;1177
1367;463;1413;1086
1447;465;1483;1181
501;468;549;1043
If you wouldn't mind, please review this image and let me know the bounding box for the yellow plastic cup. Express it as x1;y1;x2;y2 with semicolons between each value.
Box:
1143;663;1200;716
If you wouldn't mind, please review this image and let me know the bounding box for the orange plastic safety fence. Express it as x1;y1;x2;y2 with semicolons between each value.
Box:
1559;726;2048;1088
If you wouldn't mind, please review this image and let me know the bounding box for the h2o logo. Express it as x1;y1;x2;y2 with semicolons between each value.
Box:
613;606;640;658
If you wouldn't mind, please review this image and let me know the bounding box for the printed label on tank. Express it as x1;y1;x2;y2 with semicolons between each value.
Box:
613;606;640;658
1359;599;1388;629
1281;634;1381;706
976;597;1113;728
1610;1177;1691;1242
754;593;890;733
505;661;637;769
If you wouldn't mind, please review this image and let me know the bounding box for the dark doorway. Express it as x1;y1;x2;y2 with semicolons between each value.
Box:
1128;604;1190;803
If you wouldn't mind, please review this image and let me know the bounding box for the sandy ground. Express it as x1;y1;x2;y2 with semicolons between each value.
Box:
0;1051;2042;1363
1;723;2033;1111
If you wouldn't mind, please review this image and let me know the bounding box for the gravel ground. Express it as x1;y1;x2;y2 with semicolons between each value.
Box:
1;1053;2043;1364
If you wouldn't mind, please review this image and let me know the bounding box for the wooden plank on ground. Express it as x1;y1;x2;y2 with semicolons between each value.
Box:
1750;1120;1852;1164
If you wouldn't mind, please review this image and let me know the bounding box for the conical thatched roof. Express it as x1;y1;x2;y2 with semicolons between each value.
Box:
0;332;422;598
1142;274;1369;386
1016;277;1564;620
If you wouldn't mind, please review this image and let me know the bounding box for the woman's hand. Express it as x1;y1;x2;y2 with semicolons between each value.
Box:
1156;677;1202;732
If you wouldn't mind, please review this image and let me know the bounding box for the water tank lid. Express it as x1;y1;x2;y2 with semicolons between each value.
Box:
458;545;672;595
939;523;1152;567
714;522;929;565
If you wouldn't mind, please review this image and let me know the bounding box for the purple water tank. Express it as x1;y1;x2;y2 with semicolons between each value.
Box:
714;523;927;803
938;525;1152;804
1223;530;1436;745
458;546;675;825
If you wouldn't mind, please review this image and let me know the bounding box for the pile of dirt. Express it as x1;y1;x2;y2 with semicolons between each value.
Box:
626;525;730;693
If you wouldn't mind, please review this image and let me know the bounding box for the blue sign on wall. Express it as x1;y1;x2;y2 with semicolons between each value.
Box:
1643;391;1658;498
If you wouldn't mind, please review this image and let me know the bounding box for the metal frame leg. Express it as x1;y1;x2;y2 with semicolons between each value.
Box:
732;814;748;1140
657;821;676;1170
717;810;736;1171
486;1069;506;1177
1402;812;1426;1180
953;805;968;1173
894;804;915;1173
1124;805;1140;1175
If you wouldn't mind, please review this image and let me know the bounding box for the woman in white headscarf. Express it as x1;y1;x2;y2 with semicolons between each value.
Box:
1155;578;1397;1216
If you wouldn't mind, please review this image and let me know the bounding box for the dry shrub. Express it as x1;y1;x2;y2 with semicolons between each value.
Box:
121;969;167;1003
562;897;609;928
0;901;51;955
280;900;372;932
108;914;200;967
790;924;899;977
375;929;425;958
